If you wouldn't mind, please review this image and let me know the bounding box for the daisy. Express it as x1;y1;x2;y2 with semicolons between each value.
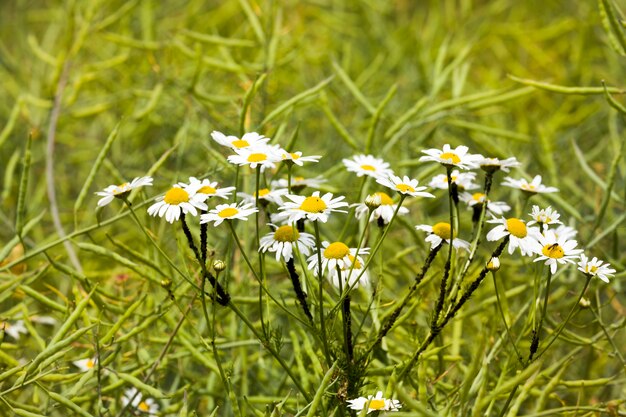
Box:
147;183;208;223
227;145;282;171
95;176;153;207
73;357;97;372
577;254;616;283
553;224;577;241
1;320;28;340
532;230;583;274
486;217;540;256
276;191;348;223
477;156;521;173
122;388;159;416
307;241;369;278
419;144;481;169
353;192;409;224
429;170;479;191
238;188;289;206
346;391;401;414
200;202;258;227
343;154;394;178
376;175;435;199
178;177;234;201
271;176;326;192
415;222;470;251
259;225;316;262
327;257;370;289
502;175;559;194
281;151;321;166
527;205;562;229
459;192;511;215
211;130;269;150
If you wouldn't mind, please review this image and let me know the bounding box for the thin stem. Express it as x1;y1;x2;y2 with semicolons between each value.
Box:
528;268;552;362
286;257;314;323
200;210;208;264
254;166;267;337
493;271;524;365
313;220;333;366
337;265;353;364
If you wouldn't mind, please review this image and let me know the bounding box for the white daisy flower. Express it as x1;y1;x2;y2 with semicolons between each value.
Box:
227;144;282;171
553;224;577;241
271;176;326;192
307;241;369;278
211;130;269;150
238;188;289;206
1;320;28;340
281;151;321;166
502;175;559;194
200;202;258;227
73;358;97;373
415;222;470;251
147;184;208;223
527;205;562;229
327;258;370;289
346;391;402;414
429;170;479;191
122;388;159;416
577;254;616;283
276;191;348;223
259;225;315;262
477;156;521;173
178;177;234;201
343;154;394;178
486;217;540;256
459;192;511;215
419;144;481;169
376;175;435;199
353;192;409;224
95;176;153;207
532;230;583;274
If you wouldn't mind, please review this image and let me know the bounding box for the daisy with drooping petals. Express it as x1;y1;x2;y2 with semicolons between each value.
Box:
227;145;282;171
74;357;97;372
122;388;159;416
577;254;616;283
211;131;269;150
276;191;348;223
343;154;394;178
200;202;258;227
238;188;289;206
353;192;409;224
527;205;562;229
459;192;511;215
532;230;583;274
477;156;521;173
346;391;402;414
281;151;321;166
96;176;153;207
147;183;208;223
429;170;479;191
415;222;470;251
307;241;369;278
259;225;315;262
502;175;558;194
419;144;481;169
178;177;235;201
377;175;435;199
1;320;28;340
486;217;539;256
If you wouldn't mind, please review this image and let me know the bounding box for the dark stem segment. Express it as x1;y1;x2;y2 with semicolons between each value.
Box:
200;210;208;264
286;258;313;323
528;269;553;363
343;294;353;363
180;214;230;306
431;251;452;329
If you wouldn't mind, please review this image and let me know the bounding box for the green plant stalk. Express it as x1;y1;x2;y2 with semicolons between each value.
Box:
313;220;333;367
337;265;353;364
493;271;524;365
254;166;268;337
286;257;313;323
528;268;552;362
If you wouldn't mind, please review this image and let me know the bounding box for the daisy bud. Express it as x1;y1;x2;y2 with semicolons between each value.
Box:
365;193;382;210
579;297;591;308
160;279;172;289
213;260;226;272
487;257;500;271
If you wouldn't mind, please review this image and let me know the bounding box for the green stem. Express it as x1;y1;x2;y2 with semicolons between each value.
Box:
528;268;552;362
313;220;333;366
493;271;524;365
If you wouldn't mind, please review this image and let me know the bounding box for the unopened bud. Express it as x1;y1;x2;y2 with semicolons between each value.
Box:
160;279;172;289
487;257;500;271
579;297;591;308
365;193;382;210
213;260;226;272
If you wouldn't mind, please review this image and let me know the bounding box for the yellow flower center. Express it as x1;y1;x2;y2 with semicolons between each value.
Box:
506;218;527;238
113;183;129;194
439;152;461;164
247;153;267;163
369;399;385;410
472;193;485;202
522;184;536;191
138;401;150;412
294;176;305;182
324;242;350;259
232;139;249;148
198;185;217;194
218;207;239;218
255;188;270;197
373;192;394;206
590;265;598;273
396;183;415;193
86;359;95;369
300;196;327;213
360;164;376;171
432;222;452;239
290;153;300;160
274;225;299;242
542;244;564;259
163;187;190;205
347;254;362;269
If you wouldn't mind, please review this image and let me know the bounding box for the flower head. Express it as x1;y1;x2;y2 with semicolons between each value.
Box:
307;241;369;279
577;254;616;283
271;176;326;194
532;230;583;273
419;144;481;169
486;217;539;256
281;151;321;166
147;183;208;223
74;358;97;373
211;131;269;150
276;191;348;223
502;175;558;194
527;205;562;229
353;192;409;225
1;320;28;340
376;175;435;198
200;202;258;227
416;222;470;251
343;154;394;178
122;388;159;416
346;391;401;414
459;192;510;215
238;188;288;206
328;260;370;289
478;156;520;173
227;145;282;171
178;177;235;201
259;225;315;262
96;176;153;207
429;170;479;191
